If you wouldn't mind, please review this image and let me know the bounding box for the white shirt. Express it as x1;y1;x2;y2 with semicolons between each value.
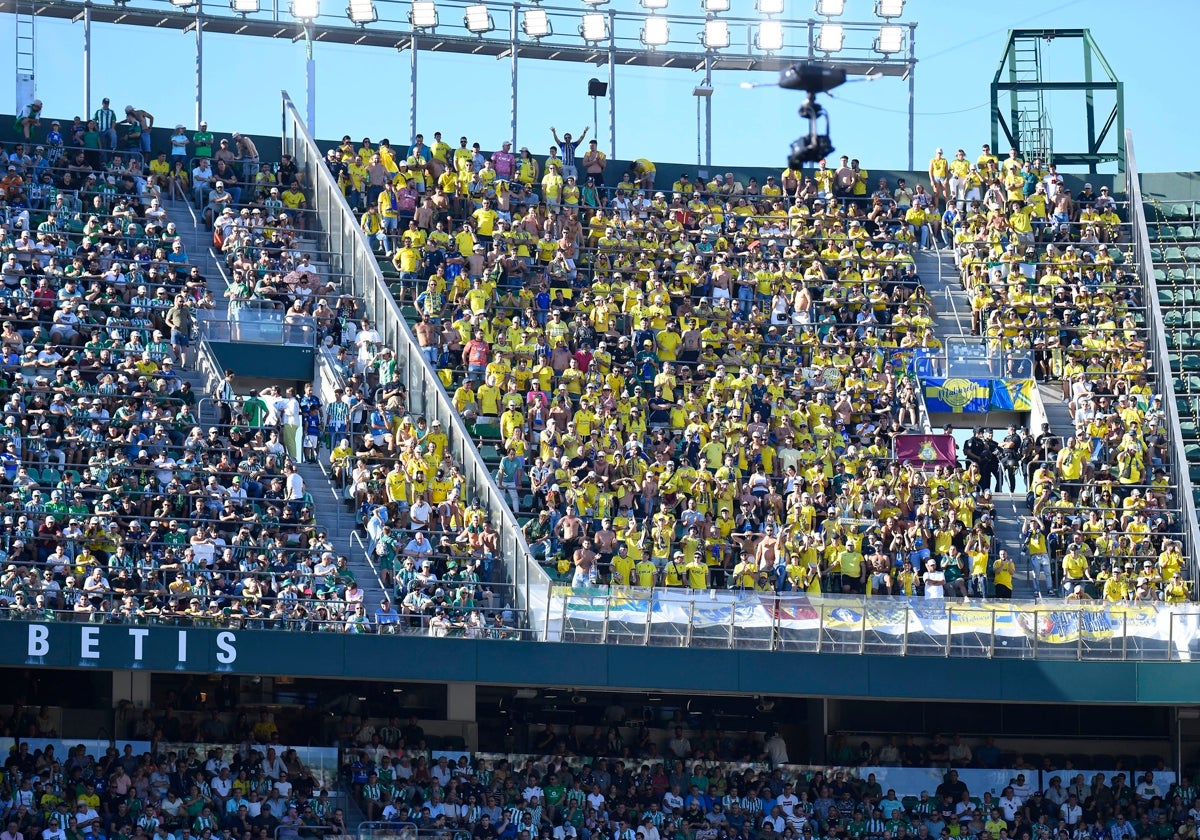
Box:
286;471;305;501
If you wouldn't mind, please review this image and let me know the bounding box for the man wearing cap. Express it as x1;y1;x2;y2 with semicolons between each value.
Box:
93;97;118;152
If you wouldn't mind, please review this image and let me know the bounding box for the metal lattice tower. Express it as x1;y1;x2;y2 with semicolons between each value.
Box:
14;0;36;106
991;29;1125;174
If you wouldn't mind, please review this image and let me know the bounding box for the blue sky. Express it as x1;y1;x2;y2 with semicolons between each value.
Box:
2;0;1196;173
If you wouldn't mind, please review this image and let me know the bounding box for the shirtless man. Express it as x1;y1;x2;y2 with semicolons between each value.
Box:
572;537;598;587
414;313;440;365
592;518;617;583
866;545;893;596
754;523;782;573
558;510;586;562
710;259;733;302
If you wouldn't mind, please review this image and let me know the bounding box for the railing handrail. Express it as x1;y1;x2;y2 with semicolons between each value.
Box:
1125;129;1200;589
278;91;546;628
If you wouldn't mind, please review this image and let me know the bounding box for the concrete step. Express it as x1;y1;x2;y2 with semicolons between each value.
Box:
297;459;390;611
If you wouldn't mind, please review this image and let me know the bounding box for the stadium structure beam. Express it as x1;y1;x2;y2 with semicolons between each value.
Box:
990;28;1124;174
11;0;915;160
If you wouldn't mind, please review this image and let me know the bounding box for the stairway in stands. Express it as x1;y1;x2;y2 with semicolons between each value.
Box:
160;197;389;609
912;244;1042;598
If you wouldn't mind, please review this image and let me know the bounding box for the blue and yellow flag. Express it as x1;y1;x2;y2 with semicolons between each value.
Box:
923;377;990;413
989;379;1035;411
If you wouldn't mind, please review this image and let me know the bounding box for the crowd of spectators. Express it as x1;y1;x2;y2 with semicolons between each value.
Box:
315;127;1186;603
0;100;422;633
937;145;1181;602
337;729;1197;840
0;735;348;840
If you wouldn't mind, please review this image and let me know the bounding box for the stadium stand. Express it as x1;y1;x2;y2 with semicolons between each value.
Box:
949;159;1185;602
0;107;512;635
315;131;1190;604
0;714;1191;840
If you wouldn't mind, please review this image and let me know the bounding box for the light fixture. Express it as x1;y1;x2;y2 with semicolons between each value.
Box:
875;0;904;17
346;0;376;23
640;15;669;47
409;0;438;28
755;19;783;51
521;7;551;37
464;3;494;33
815;0;844;15
702;0;730;10
755;0;783;13
817;22;843;52
170;0;197;8
579;12;608;41
875;23;903;53
580;0;610;6
290;0;318;18
230;0;260;12
640;0;668;9
702;19;729;49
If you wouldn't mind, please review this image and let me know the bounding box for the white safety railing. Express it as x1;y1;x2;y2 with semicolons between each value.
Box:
279;91;548;630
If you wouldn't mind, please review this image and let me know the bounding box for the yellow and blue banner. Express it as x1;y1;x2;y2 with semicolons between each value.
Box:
923;378;991;413
989;379;1036;411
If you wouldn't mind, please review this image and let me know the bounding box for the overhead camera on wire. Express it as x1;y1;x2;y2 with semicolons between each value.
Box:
779;61;848;169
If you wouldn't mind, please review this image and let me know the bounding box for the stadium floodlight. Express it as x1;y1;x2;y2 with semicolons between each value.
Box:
875;23;904;53
579;12;609;41
817;22;843;52
755;19;783;51
580;0;610;6
409;0;438;28
640;15;669;47
702;19;729;49
463;3;495;33
230;0;260;12
346;0;377;24
702;0;730;11
522;7;552;37
875;0;904;17
640;0;668;10
755;0;783;13
815;0;844;15
290;0;318;18
171;0;197;9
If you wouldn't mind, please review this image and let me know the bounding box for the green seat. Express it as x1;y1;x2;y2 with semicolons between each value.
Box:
1167;202;1194;221
1182;418;1199;439
1159;289;1176;305
1165;246;1185;262
1153;224;1175;242
1186;246;1200;261
400;304;420;323
1165;311;1184;328
1184;355;1200;372
1154;268;1168;285
41;468;61;486
1151;246;1164;262
478;445;500;462
472;423;502;440
1178;225;1197;241
1169;268;1187;285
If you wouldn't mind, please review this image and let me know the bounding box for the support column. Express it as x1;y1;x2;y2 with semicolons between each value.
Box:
409;34;419;146
447;682;477;721
305;26;316;136
195;0;205;129
112;671;152;709
83;0;93;117
509;7;518;151
607;10;616;160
